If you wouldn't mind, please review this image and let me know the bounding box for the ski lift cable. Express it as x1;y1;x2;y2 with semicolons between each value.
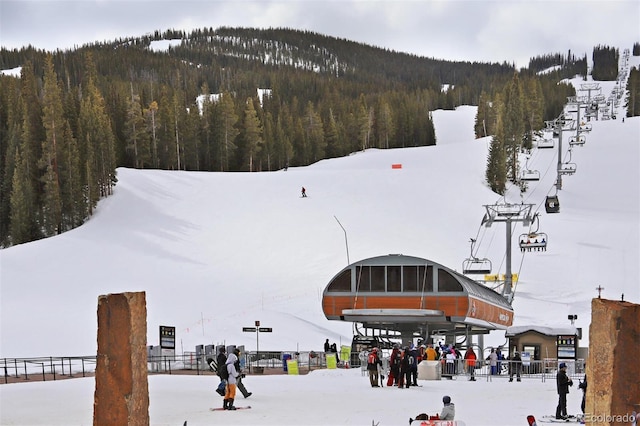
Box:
510;251;528;302
521;144;558;206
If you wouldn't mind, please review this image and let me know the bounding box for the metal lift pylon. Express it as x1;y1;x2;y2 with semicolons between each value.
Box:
481;203;536;302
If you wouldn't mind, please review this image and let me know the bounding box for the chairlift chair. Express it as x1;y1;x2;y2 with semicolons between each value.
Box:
520;169;540;181
579;123;592;132
537;138;555;149
569;135;586;146
520;156;540;181
462;257;492;275
518;232;548;252
462;238;492;275
558;162;577;175
545;195;560;213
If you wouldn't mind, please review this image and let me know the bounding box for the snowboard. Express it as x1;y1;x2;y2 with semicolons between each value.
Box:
536;415;580;423
210;406;252;411
206;357;217;372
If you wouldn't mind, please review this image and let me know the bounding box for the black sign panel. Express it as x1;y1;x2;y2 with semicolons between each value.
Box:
242;327;257;332
159;325;176;349
258;327;273;332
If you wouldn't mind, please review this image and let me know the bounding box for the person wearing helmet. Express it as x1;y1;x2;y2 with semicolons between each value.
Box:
440;395;455;420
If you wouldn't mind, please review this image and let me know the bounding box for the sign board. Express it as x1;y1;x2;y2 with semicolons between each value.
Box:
326;353;337;369
159;325;175;349
287;360;299;375
557;335;577;359
258;327;273;332
242;327;257;332
340;345;351;365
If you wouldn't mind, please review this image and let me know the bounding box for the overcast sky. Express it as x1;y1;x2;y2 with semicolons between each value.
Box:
1;0;639;68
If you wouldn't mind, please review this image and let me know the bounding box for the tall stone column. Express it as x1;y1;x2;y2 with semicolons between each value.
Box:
94;292;149;426
586;298;640;425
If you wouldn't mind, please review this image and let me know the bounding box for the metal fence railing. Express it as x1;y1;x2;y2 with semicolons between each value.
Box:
1;356;97;384
406;358;586;383
2;352;585;384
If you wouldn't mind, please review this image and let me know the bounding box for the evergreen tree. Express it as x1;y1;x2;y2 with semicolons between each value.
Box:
261;111;276;171
502;73;525;182
145;100;159;168
475;91;493;138
9;148;36;244
324;107;341;158
78;53;117;213
59;120;84;228
242;97;263;171
40;55;64;235
486;96;507;195
0;78;23;244
376;98;394;149
625;67;639;117
125;86;150;168
304;101;325;162
218;92;239;171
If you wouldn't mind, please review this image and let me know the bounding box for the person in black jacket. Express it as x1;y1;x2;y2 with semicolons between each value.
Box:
578;365;587;414
509;351;522;382
233;348;252;398
215;346;228;396
556;362;573;419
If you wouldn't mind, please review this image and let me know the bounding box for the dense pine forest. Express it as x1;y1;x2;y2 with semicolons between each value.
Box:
0;27;637;246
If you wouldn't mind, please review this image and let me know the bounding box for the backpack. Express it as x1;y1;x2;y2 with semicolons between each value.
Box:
218;362;229;380
368;352;377;365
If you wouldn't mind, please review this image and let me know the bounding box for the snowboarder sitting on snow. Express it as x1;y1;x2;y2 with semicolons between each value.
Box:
408;395;455;424
440;395;455;420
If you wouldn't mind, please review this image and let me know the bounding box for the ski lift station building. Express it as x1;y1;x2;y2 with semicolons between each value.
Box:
322;254;514;340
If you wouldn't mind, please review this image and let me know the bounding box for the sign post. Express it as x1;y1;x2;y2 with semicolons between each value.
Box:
242;321;272;372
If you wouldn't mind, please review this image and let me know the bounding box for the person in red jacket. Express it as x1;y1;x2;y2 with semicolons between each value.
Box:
464;347;477;381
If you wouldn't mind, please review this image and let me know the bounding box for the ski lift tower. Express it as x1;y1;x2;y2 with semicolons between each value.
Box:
567;96;588;145
547;114;569;191
481;202;536;302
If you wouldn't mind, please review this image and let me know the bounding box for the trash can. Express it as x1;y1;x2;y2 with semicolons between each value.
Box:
418;360;441;380
283;354;292;372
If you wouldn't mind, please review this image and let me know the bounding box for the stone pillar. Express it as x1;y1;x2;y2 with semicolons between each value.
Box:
94;292;149;426
586;298;640;425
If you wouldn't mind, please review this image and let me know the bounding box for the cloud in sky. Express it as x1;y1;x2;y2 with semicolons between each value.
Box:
1;0;638;68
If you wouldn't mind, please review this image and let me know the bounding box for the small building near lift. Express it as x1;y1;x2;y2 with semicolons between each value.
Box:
322;254;514;342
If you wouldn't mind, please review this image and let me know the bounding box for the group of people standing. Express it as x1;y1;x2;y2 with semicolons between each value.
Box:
364;344;455;422
387;344;421;388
